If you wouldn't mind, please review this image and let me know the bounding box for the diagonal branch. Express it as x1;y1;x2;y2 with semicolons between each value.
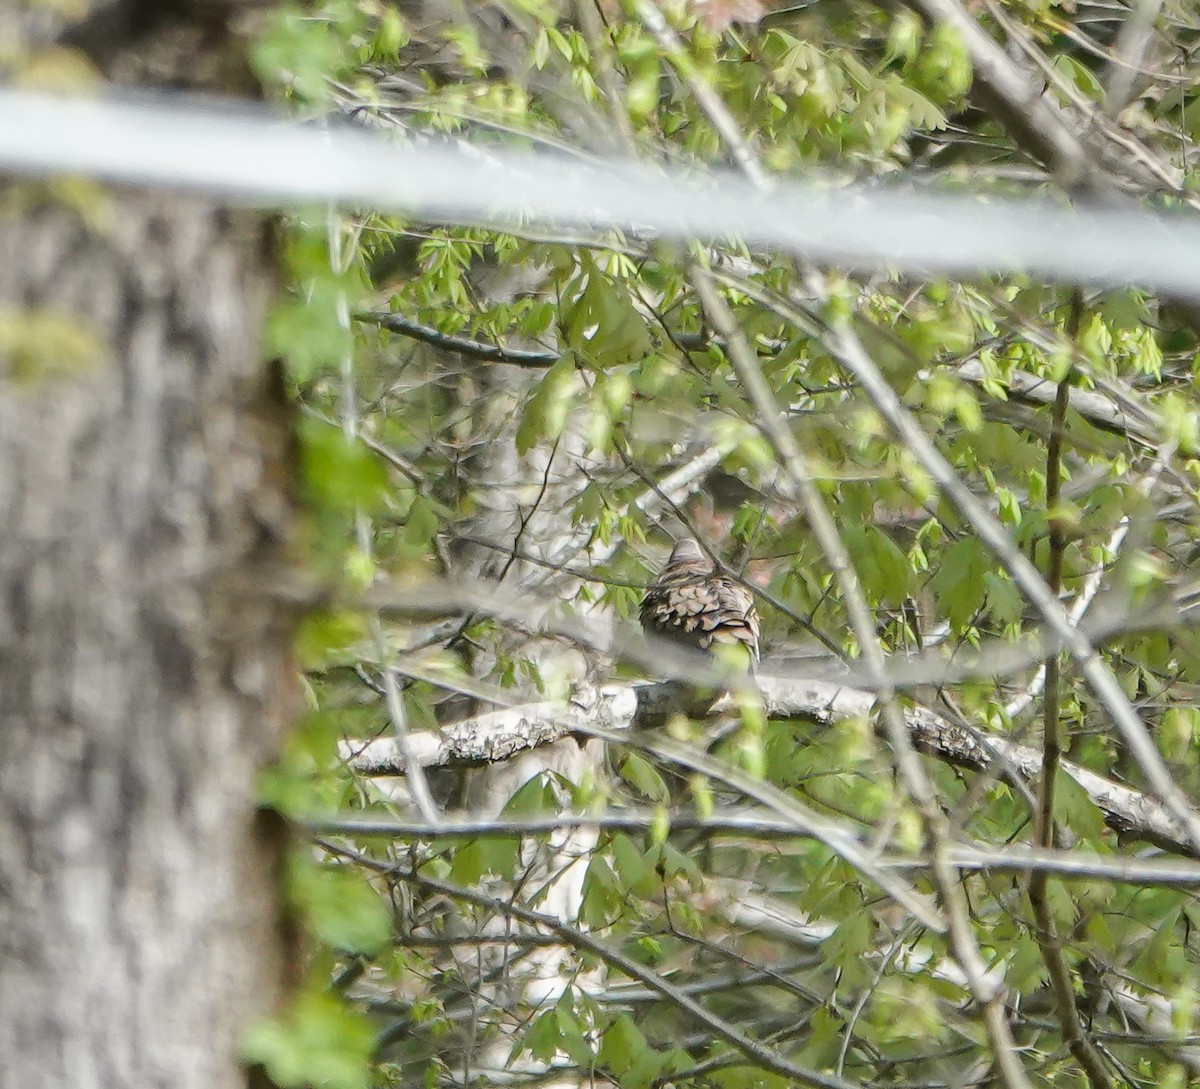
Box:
726;282;1200;856
359;310;559;366
899;0;1164;193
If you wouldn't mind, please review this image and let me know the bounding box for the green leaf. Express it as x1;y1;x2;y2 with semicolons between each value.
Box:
299;418;388;514
517;1009;562;1062
293;610;366;670
600;1013;663;1089
658;842;702;886
581;856;622;927
1007;935;1049;994
1052;55;1105;102
883;10;922;64
1134;906;1185;986
1080;314;1113;364
821;909;873;988
515;352;580;454
983;571;1023;626
1055;769;1107;842
1162;707;1200;761
915;22;972;98
265;294;351;383
404;494;441;547
242;991;375;1089
564;261;651;367
618;751;669;802
253;6;352;103
504;773;558;816
929;537;990;630
844;524;911;604
448;836;520;883
289;859;391;955
610;833;657;897
448;839;486;884
555;994;595;1066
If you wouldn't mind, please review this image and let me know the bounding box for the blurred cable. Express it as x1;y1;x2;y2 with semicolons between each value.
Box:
1;88;1199;299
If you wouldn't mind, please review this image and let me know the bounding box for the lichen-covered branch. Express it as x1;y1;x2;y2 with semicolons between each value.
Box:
341;673;1192;856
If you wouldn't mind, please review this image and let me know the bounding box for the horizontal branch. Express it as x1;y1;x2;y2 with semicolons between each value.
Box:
957;360;1160;446
340;697;613;774
343;684;943;928
359;308;719;371
359;311;559;366
310;813;1200;887
340;674;1193;856
361;307;1164;453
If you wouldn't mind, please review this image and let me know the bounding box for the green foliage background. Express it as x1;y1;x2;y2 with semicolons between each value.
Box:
247;3;1200;1088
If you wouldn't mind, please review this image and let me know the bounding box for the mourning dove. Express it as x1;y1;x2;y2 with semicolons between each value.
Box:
640;538;760;666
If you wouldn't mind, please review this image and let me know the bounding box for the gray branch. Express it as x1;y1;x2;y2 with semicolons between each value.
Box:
956;359;1160;447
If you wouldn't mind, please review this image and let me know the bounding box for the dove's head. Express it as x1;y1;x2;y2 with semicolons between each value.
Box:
668;537;706;565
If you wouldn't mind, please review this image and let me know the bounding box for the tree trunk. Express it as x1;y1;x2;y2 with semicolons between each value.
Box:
448;366;606;1085
0;8;296;1088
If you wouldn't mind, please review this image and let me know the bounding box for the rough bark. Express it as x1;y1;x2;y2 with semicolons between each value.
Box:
0;7;296;1088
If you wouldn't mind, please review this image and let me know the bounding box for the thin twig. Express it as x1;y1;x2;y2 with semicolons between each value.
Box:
311;811;1200;886
329;208;440;825
326;841;867;1089
360;310;559;367
1026;294;1113;1089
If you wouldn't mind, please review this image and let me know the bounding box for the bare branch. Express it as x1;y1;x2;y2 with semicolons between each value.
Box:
359;310;559;367
340;692;630;774
956;359;1160;447
309;814;1200;887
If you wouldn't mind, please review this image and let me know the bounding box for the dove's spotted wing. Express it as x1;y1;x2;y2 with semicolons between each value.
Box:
640;558;760;664
700;574;760;663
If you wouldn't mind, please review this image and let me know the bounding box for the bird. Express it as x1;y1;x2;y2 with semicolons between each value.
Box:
639;538;760;668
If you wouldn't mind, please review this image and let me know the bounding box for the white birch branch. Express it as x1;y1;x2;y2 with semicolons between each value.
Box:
339;674;1192;856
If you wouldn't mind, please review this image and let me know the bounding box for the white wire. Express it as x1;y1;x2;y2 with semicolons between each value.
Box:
1;88;1198;298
